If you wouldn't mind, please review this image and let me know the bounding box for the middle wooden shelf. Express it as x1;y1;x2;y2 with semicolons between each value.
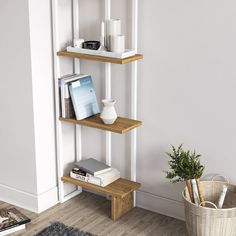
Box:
59;114;142;134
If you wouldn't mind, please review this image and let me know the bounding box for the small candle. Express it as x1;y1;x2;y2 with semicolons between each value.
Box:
100;21;105;46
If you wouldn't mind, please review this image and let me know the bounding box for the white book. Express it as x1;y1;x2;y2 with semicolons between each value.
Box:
94;168;120;187
70;172;89;182
59;74;87;118
87;176;102;186
100;174;120;187
70;170;119;187
59;74;78;117
70;171;102;186
75;158;111;176
0;224;25;236
96;168;120;179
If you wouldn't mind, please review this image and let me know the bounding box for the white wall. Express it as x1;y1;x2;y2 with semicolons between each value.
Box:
136;0;236;219
0;0;57;213
0;0;38;205
1;0;236;220
65;0;236;220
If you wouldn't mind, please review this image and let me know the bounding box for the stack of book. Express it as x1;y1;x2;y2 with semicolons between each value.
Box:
58;74;100;120
70;158;120;187
0;208;30;236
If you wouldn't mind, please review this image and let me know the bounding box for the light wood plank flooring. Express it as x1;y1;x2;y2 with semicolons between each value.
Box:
0;192;187;236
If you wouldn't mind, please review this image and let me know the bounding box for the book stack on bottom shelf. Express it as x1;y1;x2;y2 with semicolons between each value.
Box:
70;158;120;187
0;208;30;236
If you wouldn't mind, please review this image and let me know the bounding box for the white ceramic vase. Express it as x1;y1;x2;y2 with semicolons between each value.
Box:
100;99;117;125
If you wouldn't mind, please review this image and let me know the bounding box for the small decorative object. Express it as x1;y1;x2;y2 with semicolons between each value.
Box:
165;144;205;205
82;41;100;50
191;179;200;205
99;21;106;51
110;35;125;53
73;38;84;48
100;99;117;125
106;19;121;50
217;185;228;208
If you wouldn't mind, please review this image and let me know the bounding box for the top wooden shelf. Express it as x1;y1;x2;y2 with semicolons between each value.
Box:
57;50;143;64
61;176;141;198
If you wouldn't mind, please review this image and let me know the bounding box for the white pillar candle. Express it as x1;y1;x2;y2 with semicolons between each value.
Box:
110;35;125;53
106;19;121;50
106;19;121;36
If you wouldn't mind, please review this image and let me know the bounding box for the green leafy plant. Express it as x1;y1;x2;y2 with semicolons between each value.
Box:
165;144;204;183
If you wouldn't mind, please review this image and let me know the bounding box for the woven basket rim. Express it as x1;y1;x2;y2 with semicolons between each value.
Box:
182;180;236;211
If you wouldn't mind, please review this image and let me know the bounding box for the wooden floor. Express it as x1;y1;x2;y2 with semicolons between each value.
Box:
0;192;187;236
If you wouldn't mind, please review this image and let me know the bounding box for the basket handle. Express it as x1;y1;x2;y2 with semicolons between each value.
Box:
211;174;229;184
199;201;218;209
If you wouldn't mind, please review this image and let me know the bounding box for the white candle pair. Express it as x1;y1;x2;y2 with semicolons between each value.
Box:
101;19;125;53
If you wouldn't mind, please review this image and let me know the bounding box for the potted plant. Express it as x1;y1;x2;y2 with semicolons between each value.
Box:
165;144;205;205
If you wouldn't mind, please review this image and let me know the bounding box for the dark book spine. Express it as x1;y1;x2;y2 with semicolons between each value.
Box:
72;168;87;176
65;98;75;119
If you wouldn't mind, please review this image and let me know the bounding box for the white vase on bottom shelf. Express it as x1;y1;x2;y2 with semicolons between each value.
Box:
100;99;117;125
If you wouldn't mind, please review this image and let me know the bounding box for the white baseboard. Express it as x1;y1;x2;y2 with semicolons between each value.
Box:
0;183;185;220
0;183;58;213
136;190;185;221
0;183;38;212
37;187;59;213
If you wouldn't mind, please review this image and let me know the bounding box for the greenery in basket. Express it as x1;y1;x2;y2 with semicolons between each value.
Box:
165;144;204;183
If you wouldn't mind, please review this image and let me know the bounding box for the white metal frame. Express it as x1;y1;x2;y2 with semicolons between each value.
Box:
105;0;112;167
131;0;138;205
52;0;139;205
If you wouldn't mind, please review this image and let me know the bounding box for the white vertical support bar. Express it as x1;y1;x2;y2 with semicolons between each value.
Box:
73;0;79;40
105;64;111;166
52;0;64;203
73;0;80;73
131;0;138;206
132;0;138;53
105;0;111;19
72;0;82;163
105;0;112;166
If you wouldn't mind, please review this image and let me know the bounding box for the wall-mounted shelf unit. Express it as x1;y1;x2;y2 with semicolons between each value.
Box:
52;0;142;221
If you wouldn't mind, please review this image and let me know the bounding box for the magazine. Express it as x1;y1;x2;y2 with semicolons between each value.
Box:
0;208;30;235
69;76;100;120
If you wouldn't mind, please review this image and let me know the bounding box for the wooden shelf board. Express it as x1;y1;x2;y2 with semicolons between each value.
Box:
57;50;143;64
59;114;142;134
61;176;141;198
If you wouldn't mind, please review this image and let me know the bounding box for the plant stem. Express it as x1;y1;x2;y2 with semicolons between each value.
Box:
196;179;205;206
186;180;194;203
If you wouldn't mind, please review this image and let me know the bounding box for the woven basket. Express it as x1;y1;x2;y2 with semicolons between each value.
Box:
183;181;236;236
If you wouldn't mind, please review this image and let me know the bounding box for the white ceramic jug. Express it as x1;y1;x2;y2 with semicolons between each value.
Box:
100;99;117;124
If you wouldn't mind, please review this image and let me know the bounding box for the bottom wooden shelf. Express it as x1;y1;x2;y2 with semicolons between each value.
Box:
61;176;141;221
61;176;141;198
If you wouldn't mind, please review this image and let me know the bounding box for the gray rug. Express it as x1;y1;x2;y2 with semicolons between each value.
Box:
35;222;96;236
